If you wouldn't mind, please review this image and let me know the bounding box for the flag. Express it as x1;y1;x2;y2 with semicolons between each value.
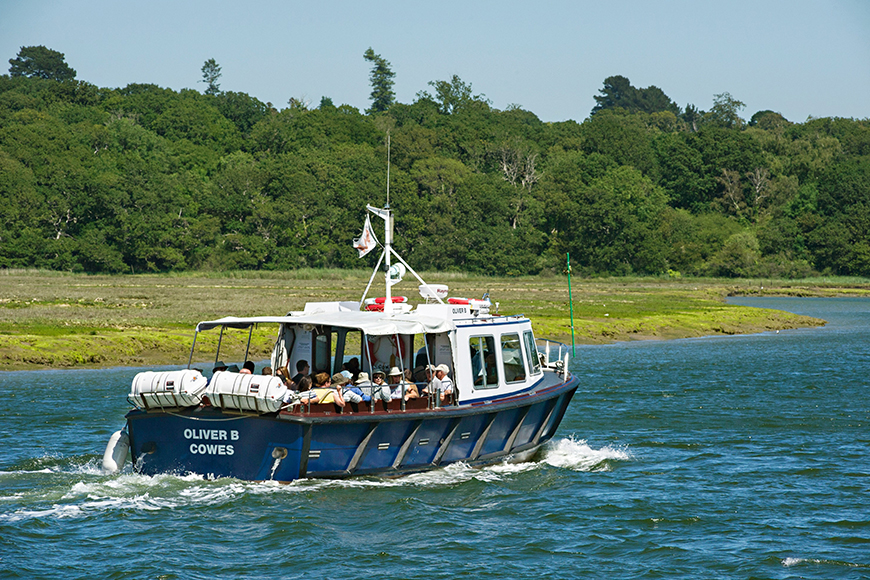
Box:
353;215;378;258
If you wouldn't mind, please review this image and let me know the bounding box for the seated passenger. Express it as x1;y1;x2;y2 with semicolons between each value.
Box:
355;372;390;403
372;370;393;402
310;372;345;407
345;357;361;383
423;364;454;403
284;376;314;405
388;366;419;401
275;366;291;387
337;370;370;403
291;359;310;385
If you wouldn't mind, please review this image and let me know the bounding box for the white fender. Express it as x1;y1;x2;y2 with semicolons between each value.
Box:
102;429;130;473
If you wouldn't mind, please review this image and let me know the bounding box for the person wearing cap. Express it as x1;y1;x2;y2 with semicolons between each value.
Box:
423;364;454;403
239;360;255;375
435;364;454;402
388;366;418;401
332;372;367;404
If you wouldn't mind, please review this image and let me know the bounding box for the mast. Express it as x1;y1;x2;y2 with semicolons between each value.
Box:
384;132;392;315
360;132;445;312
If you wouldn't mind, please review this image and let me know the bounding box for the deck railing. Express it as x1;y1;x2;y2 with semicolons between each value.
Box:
536;338;571;380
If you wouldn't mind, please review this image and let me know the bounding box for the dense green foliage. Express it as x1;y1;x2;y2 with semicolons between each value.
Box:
1;57;868;277
8;45;76;82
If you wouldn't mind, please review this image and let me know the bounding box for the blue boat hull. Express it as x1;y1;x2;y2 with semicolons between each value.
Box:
126;375;578;482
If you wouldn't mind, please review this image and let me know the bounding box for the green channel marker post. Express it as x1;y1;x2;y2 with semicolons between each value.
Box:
567;252;576;356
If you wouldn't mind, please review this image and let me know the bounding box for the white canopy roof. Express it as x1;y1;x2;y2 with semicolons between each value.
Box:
195;310;455;336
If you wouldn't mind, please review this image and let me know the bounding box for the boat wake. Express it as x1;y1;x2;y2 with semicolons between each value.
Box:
0;438;632;522
782;557;869;570
539;435;632;472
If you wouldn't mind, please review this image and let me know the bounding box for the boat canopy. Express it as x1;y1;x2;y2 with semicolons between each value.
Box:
195;311;455;336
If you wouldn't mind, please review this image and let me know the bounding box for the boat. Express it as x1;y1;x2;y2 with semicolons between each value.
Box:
104;204;579;482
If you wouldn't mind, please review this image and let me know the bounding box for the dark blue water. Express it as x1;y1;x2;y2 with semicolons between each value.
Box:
1;297;868;579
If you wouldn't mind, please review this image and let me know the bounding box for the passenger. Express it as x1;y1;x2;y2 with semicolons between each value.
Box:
262;366;273;376
388;366;419;401
345;357;361;382
331;372;362;404
412;365;428;383
290;360;310;385
423;364;454;403
294;376;319;405
434;364;454;403
227;364;241;373
354;371;372;388
275;366;292;388
240;360;255;375
371;370;392;402
421;364;437;393
338;370;370;402
355;372;390;403
212;361;229;373
311;372;346;407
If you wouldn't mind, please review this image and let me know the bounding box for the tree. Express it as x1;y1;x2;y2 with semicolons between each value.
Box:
200;58;221;96
363;47;395;113
681;104;703;132
707;92;746;129
592;75;635;114
749;110;791;130
8;45;76;81
418;75;487;115
592;75;679;116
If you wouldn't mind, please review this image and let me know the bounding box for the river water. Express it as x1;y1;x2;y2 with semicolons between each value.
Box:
1;297;868;579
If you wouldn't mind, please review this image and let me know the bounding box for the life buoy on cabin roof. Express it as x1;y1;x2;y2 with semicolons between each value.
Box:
372;296;407;304
447;297;492;311
364;296;408;311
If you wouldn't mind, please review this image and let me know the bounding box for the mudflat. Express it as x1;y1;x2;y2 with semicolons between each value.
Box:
1;270;865;370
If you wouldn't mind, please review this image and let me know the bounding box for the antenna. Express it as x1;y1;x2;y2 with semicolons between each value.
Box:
386;132;391;208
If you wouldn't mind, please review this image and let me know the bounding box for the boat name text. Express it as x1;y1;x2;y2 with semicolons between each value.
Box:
183;428;239;441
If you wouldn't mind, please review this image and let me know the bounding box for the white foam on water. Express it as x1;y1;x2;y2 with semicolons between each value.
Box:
540;436;632;472
782;557;866;569
2;437;633;521
783;557;810;567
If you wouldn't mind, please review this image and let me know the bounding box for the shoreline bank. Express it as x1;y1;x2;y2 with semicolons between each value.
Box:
1;272;858;371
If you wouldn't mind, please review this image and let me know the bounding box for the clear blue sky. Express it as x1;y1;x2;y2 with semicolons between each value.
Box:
2;0;868;123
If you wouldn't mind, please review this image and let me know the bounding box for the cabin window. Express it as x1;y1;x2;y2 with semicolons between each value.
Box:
469;335;498;389
523;330;542;375
312;327;331;374
501;333;526;383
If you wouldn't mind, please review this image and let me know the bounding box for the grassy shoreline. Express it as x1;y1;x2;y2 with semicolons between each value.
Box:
2;270;865;371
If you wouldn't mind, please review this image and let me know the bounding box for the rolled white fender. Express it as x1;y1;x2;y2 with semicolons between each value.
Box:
102;429;130;473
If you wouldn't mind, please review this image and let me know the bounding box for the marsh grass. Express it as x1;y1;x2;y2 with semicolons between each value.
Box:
0;270;857;369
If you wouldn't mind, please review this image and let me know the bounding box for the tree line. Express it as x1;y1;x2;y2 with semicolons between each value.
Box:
1;45;869;277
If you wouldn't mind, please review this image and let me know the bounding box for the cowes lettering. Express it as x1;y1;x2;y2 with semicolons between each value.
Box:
189;443;235;455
